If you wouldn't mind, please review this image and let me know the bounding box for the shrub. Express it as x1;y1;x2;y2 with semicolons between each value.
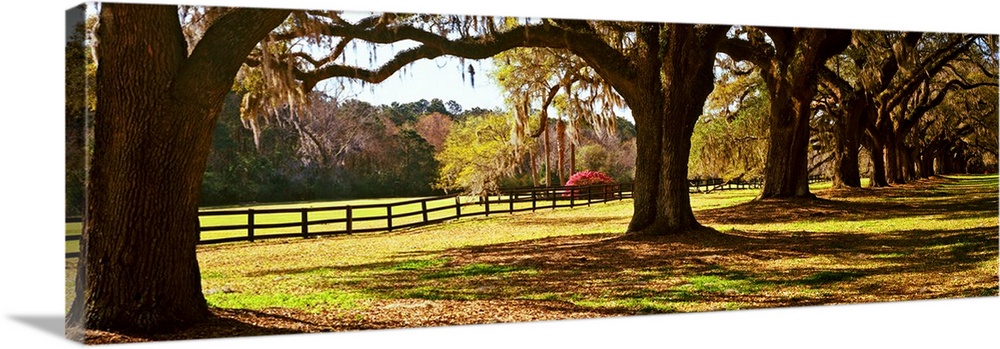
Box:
564;171;616;198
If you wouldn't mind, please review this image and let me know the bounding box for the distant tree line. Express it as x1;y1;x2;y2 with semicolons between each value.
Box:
201;95;455;206
196;94;638;207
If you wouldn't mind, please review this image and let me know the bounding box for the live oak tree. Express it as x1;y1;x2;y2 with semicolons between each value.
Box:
910;44;998;176
815;31;923;188
867;33;982;185
813;31;993;188
720;26;852;198
915;82;998;174
68;4;292;333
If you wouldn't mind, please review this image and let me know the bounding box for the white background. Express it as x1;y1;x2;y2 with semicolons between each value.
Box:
1;1;997;348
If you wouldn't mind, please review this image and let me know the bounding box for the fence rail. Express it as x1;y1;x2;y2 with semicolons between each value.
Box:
65;183;633;258
64;176;830;258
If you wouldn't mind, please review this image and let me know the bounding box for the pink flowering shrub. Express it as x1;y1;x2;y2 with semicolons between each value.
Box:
563;171;616;198
565;171;615;187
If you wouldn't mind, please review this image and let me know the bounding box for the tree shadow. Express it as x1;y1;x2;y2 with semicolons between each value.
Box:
234;199;996;311
84;308;317;344
188;175;997;336
696;176;998;225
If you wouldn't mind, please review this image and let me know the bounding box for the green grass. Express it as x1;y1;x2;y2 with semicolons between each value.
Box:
205;290;373;311
421;263;534;280
65;176;999;317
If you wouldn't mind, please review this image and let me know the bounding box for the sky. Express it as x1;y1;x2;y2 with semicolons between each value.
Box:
318;40;508;112
1;1;999;349
322;9;507;110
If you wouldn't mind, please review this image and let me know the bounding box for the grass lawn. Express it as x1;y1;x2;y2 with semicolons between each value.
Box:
70;175;999;342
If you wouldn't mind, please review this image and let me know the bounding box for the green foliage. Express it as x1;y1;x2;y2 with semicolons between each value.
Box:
382;98;458;126
65;13;97;216
200;95;443;206
387;129;441;195
575;138;636;183
577;145;609;174
435;113;532;195
689;72;769;181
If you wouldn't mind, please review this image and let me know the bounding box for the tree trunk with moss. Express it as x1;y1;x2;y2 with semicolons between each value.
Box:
67;4;290;334
625;24;727;235
721;28;850;198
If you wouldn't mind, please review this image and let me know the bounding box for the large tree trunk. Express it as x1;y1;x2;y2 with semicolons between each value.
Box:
902;145;917;181
625;24;725;235
868;137;890;187
759;85;814;198
556;118;566;185
831;112;862;188
627;91;665;233
934;151;949;174
67;4;289;334
833;143;862;188
885;134;906;185
918;150;935;178
830;99;867;188
757;28;850;199
543;124;551;186
529;148;539;187
570;142;576;176
954;151;969;174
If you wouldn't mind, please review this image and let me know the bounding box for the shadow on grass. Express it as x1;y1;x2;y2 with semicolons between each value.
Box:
696;176;998;225
243;223;994;315
203;175;998;324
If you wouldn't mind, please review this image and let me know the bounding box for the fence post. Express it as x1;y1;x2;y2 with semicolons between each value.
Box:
485;195;491;217
551;187;556;209
301;209;309;239
346;206;353;235
508;193;514;214
247;209;255;242
455;196;462;218
195;216;202;243
387;205;393;231
421;200;429;223
531;190;537;212
587;185;593;206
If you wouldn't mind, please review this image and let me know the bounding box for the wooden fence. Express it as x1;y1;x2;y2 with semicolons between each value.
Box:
64;176;830;258
687;175;826;193
65;183;632;258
